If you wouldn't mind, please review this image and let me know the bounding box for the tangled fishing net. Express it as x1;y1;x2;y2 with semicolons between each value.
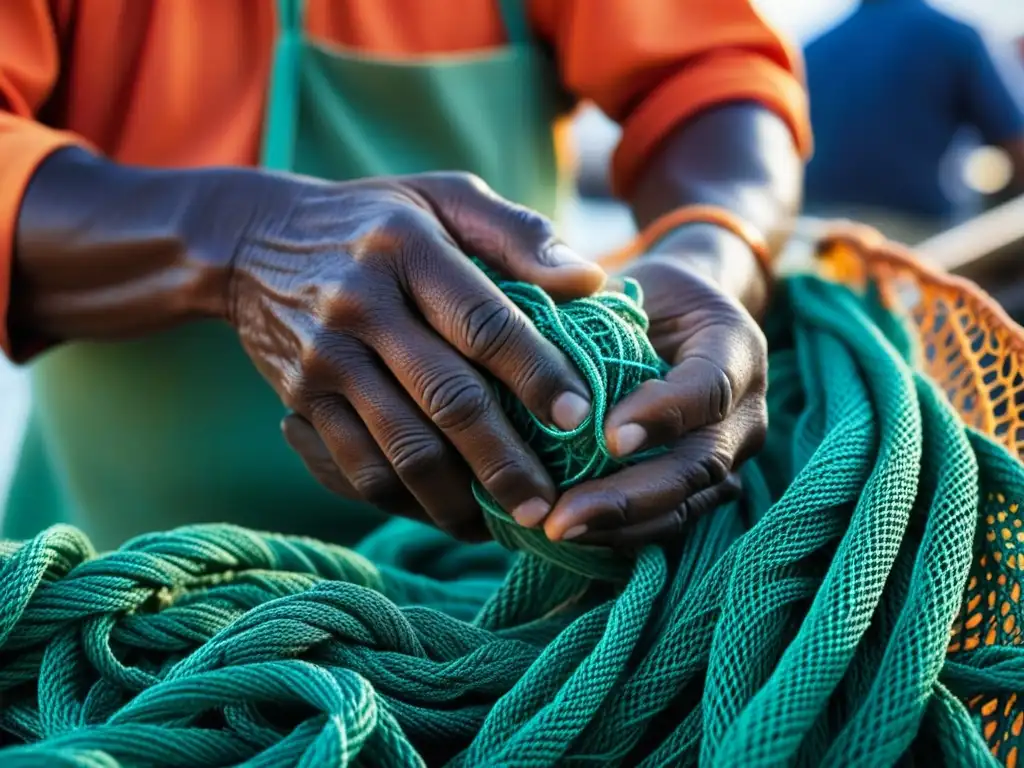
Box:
1;226;1023;766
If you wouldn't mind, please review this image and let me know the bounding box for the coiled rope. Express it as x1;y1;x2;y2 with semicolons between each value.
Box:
0;272;1021;766
474;269;667;580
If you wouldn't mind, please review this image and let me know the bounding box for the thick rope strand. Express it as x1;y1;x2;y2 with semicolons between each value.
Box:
0;275;1019;766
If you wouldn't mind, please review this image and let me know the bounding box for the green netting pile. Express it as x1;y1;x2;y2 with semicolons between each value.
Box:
0;273;1020;767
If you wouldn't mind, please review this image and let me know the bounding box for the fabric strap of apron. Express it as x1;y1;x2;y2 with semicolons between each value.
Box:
262;0;534;172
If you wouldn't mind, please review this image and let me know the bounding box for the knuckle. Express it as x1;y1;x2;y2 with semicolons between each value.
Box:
510;352;568;408
304;395;342;433
297;332;357;390
474;455;523;493
699;452;732;488
380;206;434;239
389;433;449;481
348;463;400;507
677;499;697;525
316;280;372;327
446;171;490;194
414;171;493;201
461;299;522;363
424;375;492;433
363;208;439;265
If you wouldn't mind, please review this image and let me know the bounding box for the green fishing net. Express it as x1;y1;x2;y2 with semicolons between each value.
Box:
0;243;1021;766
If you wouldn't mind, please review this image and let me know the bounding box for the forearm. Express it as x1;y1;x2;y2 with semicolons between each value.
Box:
626;103;804;316
9;148;246;351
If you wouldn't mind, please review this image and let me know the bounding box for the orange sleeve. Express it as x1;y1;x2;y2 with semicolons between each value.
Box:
0;1;91;359
530;0;813;198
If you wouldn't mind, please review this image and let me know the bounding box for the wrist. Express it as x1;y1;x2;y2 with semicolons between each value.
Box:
12;149;249;345
645;223;770;317
603;204;772;318
175;165;286;323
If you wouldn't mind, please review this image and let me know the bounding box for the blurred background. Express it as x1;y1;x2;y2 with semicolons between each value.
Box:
563;0;1024;258
1;0;1023;499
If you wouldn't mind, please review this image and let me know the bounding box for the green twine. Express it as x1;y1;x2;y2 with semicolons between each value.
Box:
471;264;669;579
0;275;1021;766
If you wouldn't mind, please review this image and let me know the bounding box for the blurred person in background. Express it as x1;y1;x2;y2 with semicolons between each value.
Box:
802;0;1024;245
0;0;808;551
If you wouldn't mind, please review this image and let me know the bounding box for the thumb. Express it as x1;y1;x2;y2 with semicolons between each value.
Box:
406;172;607;300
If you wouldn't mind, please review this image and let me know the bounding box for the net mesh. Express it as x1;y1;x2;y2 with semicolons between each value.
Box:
818;221;1024;766
0;222;1022;765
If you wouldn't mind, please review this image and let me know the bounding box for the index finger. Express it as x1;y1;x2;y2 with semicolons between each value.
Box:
398;232;593;433
406;172;607;301
368;309;561;526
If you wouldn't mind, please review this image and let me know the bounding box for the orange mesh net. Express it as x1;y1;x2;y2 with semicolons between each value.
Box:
817;221;1024;765
817;221;1024;458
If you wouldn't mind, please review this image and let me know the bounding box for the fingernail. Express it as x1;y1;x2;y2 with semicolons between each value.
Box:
552;392;591;431
546;243;592;268
513;497;551;528
611;423;647;457
561;524;588;541
547;244;606;278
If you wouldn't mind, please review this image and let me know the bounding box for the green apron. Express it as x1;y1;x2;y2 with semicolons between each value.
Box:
3;0;567;551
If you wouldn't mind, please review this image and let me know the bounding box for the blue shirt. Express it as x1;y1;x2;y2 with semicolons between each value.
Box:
803;0;1024;221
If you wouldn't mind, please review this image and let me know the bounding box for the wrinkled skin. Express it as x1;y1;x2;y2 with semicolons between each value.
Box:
272;175;767;546
232;172;606;542
543;253;766;547
14;105;793;549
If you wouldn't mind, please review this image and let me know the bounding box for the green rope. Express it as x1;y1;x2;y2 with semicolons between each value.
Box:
472;264;668;580
0;274;1020;766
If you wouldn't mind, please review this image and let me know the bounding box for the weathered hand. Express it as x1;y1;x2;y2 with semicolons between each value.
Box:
226;172;607;540
540;242;769;548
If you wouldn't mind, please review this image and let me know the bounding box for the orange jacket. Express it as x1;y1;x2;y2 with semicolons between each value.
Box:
0;0;811;357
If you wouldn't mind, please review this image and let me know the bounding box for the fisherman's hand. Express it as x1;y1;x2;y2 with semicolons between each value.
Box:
539;235;768;548
226;172;606;540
